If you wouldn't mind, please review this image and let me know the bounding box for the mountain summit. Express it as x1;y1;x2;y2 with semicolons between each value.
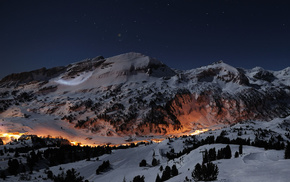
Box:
0;52;289;144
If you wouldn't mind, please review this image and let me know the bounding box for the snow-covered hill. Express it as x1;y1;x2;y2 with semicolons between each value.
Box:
1;116;290;182
0;52;289;145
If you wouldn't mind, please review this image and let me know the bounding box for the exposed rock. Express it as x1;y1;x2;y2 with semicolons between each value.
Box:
0;52;289;137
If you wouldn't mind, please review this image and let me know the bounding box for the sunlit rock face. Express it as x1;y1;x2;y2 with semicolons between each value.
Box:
0;52;289;139
166;88;290;132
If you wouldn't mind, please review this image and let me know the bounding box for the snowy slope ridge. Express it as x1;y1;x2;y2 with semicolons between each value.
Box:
0;52;289;145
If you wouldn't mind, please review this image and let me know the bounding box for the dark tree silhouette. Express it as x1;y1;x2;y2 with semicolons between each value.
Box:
8;159;19;175
133;175;145;182
192;162;219;181
208;148;216;162
155;174;162;182
235;151;239;158
152;158;159;166
0;171;6;180
96;160;110;175
139;159;147;167
47;170;53;179
171;164;178;176
192;163;202;181
224;145;232;159
161;166;171;181
54;168;84;182
285;141;290;159
239;144;243;155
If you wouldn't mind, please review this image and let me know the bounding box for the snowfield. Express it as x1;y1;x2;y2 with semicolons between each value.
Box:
1;116;290;182
2;142;290;182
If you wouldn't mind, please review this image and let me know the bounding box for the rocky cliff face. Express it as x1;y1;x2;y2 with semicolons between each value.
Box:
0;52;289;138
166;87;290;131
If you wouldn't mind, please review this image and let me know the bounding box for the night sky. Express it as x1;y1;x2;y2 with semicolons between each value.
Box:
1;0;290;79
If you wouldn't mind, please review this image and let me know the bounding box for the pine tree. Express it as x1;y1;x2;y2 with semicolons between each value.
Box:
14;150;20;157
27;155;34;173
155;174;162;182
208;148;216;162
54;168;84;182
203;149;208;163
8;159;19;175
96;160;110;174
65;168;84;182
47;170;53;179
152;158;158;166
235;151;239;158
204;162;219;181
217;149;222;160
171;164;178;176
133;175;145;182
139;159;147;167
239;144;243;155
225;145;232;159
192;162;218;181
0;171;6;180
161;166;171;181
285;141;290;159
192;163;202;181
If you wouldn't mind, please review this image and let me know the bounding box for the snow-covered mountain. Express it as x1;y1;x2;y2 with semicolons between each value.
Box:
0;52;289;145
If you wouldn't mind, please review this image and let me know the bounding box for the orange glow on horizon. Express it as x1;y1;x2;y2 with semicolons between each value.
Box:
189;129;209;136
1;129;209;147
0;132;25;144
0;132;23;139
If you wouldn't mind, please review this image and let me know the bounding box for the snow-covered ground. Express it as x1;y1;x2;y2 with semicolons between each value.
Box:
3;142;289;182
1;116;290;182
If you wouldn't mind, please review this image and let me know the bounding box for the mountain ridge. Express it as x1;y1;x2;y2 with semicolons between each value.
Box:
0;52;289;144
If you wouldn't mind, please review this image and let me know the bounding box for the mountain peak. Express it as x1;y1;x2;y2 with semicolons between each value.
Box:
0;52;289;145
102;52;176;77
52;52;176;87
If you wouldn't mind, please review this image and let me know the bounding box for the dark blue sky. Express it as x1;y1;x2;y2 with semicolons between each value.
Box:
1;0;289;79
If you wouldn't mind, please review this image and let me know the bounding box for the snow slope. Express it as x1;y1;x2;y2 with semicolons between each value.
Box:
1;116;290;182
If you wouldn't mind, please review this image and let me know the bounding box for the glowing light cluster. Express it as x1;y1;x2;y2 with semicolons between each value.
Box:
189;129;209;136
0;132;23;140
70;141;85;147
151;139;165;143
0;132;26;144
